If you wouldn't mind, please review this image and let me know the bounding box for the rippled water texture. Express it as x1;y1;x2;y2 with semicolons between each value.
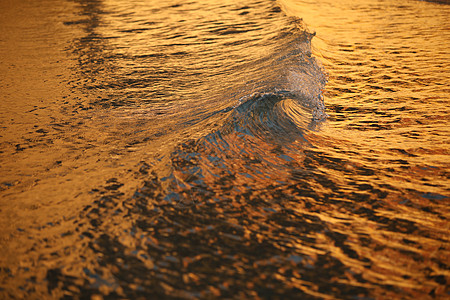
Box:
0;0;449;298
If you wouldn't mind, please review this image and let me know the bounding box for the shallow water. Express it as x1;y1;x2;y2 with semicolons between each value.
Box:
0;0;449;298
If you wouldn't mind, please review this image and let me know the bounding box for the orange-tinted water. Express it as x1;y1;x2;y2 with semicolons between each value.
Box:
0;0;448;298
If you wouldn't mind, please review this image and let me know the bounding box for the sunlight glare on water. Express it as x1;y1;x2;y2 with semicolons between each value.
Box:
0;0;449;298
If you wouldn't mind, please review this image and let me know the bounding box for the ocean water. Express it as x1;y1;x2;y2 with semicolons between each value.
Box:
0;0;449;298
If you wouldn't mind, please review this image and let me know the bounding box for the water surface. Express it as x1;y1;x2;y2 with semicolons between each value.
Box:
0;0;449;298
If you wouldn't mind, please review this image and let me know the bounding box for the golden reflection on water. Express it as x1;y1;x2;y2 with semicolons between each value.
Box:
1;0;449;298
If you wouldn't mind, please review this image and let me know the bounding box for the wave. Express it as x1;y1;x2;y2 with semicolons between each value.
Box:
160;26;329;199
177;16;328;148
210;89;325;147
148;4;330;195
62;0;329;190
97;11;328;165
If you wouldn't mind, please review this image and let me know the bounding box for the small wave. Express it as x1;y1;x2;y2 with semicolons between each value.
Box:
155;6;330;193
229;90;325;141
195;15;329;145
